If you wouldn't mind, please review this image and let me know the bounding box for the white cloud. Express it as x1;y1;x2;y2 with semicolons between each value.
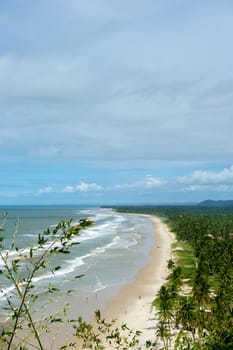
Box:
115;175;166;190
2;2;233;205
63;185;75;193
178;165;233;185
63;182;103;193
183;185;209;192
0;55;95;99
76;182;103;192
37;186;53;195
1;1;233;169
144;174;166;187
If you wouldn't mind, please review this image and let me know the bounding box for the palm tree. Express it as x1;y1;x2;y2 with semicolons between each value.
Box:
167;259;175;271
168;266;182;293
192;260;211;310
154;285;174;323
155;320;170;350
175;296;197;342
153;284;175;349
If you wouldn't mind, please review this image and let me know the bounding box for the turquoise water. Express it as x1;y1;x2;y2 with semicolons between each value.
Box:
0;206;153;320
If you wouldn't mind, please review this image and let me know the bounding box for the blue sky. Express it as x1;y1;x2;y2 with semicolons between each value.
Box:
1;0;233;205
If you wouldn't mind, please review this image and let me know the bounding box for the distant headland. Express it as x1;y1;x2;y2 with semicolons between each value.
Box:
198;199;233;207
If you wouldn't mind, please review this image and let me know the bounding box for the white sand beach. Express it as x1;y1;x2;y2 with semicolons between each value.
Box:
101;215;174;347
22;215;174;349
61;215;174;349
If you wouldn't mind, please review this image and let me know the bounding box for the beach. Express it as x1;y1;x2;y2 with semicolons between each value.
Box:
101;215;174;347
60;214;174;349
5;211;174;349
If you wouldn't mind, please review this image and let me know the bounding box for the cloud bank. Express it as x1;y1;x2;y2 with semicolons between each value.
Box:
0;1;233;204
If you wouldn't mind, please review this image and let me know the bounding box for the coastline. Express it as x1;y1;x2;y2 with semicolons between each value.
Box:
22;214;174;349
63;214;174;349
101;215;174;346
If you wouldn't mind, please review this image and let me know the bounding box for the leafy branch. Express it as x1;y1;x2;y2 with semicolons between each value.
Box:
0;213;93;350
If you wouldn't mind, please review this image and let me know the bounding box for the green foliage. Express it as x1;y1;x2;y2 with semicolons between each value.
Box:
115;205;233;350
172;242;196;284
74;310;150;350
1;205;233;349
0;213;94;350
157;208;233;349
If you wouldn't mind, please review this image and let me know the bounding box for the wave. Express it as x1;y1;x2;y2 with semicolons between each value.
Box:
0;233;126;300
0;208;152;315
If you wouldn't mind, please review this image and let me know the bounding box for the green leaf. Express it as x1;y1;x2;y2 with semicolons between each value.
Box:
37;234;48;246
48;287;60;293
58;248;70;254
38;261;46;269
67;289;74;294
29;248;33;258
50;247;59;253
12;259;20;272
71;242;80;246
44;228;51;235
51;318;63;323
54;265;61;271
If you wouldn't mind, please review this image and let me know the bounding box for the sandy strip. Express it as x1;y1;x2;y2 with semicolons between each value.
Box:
23;215;174;349
100;215;175;347
63;215;174;349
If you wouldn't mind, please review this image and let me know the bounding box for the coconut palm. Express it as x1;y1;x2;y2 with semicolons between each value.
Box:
155;320;171;350
175;296;197;342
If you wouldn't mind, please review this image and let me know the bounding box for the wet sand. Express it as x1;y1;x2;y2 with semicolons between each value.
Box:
21;215;174;349
101;215;174;347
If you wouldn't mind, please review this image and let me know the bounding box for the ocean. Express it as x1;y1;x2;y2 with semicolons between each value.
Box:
0;206;154;323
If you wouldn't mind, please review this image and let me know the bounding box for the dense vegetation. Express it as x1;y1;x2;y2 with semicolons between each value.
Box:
113;205;233;349
0;205;232;349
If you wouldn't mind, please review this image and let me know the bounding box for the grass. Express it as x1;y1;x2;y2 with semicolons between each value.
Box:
171;240;221;296
172;241;196;285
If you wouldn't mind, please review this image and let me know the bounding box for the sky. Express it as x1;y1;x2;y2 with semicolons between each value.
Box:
1;0;233;205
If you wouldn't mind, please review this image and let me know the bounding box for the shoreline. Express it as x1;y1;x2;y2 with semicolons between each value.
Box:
63;214;174;349
101;215;174;345
22;214;174;349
